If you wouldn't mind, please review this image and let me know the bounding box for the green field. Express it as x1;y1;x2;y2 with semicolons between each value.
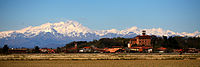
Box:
0;60;200;67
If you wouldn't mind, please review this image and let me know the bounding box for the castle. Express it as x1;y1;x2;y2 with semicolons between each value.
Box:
128;30;152;48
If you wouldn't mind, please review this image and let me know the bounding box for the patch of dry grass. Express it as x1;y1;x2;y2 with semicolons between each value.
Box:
0;60;200;67
0;53;200;60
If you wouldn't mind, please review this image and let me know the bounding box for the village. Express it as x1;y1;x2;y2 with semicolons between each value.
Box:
0;30;200;54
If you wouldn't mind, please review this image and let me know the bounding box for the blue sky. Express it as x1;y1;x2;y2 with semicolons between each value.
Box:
0;0;199;33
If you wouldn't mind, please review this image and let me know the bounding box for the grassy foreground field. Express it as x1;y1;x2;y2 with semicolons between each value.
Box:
0;53;200;60
0;60;200;67
0;53;200;67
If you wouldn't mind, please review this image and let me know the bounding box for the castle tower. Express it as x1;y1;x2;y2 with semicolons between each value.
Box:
142;30;146;36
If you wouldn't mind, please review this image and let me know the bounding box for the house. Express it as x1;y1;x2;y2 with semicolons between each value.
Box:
128;30;153;53
129;46;153;53
8;48;28;53
65;43;78;53
185;48;199;53
128;30;152;48
104;46;124;53
79;47;93;53
40;48;56;53
79;46;101;53
157;47;167;53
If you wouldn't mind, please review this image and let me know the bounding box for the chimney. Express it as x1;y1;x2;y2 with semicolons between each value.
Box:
142;30;146;36
74;43;77;49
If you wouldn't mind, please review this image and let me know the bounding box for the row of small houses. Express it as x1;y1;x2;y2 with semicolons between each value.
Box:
1;46;199;54
64;45;200;53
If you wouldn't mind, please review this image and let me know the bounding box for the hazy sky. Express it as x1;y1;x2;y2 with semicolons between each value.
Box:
0;0;199;33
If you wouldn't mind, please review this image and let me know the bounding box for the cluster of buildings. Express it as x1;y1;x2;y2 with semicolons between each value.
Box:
63;31;164;53
1;30;200;54
64;30;200;53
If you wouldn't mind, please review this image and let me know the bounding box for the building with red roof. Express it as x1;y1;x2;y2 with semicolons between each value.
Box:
128;30;153;53
128;30;152;48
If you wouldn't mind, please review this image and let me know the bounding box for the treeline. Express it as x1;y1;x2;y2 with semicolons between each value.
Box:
0;45;62;54
65;36;200;49
65;37;131;48
153;36;200;49
1;36;199;54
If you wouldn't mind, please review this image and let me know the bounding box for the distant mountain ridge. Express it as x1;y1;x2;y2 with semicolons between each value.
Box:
0;20;199;48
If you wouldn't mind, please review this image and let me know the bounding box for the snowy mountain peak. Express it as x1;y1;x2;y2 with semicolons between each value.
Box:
107;29;119;33
66;20;81;26
194;30;199;34
0;20;199;48
127;26;138;31
0;21;199;38
0;20;92;38
41;22;53;26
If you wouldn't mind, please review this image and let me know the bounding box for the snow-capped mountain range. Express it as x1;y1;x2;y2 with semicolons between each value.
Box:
0;20;199;48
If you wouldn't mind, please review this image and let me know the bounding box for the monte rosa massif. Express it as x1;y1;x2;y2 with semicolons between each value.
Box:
0;21;199;48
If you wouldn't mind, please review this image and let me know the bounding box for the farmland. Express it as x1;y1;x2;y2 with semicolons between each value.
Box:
0;53;200;67
0;53;200;60
0;60;200;67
